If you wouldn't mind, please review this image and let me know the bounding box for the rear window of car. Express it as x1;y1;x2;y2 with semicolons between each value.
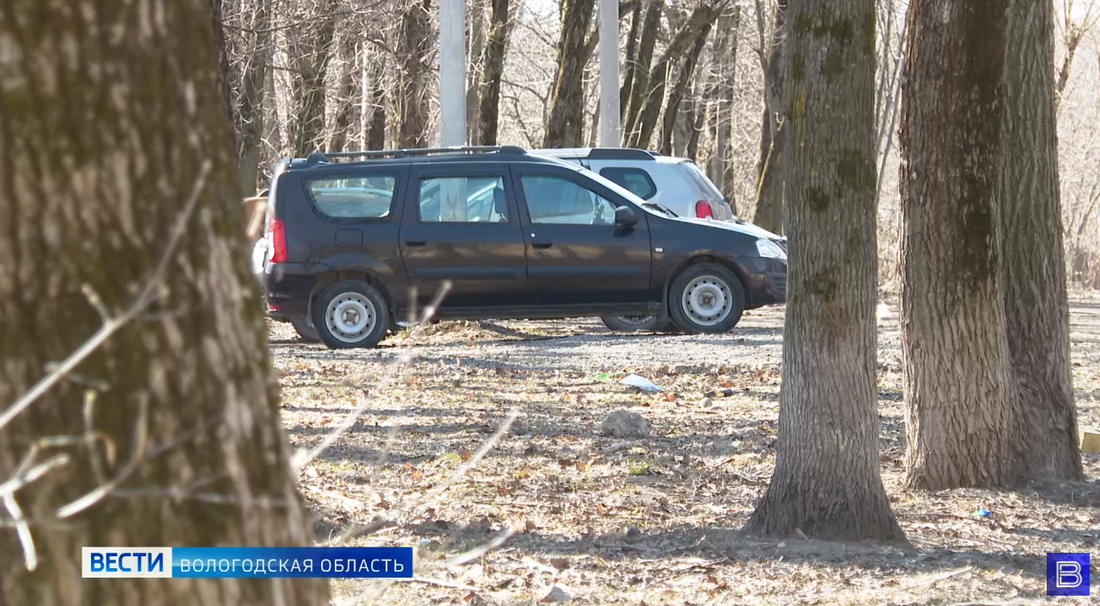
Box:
599;168;657;200
304;175;397;220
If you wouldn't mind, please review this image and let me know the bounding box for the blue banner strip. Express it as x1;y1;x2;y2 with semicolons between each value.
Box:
171;547;413;578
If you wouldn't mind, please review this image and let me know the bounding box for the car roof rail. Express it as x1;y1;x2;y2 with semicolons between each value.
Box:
300;145;527;165
584;147;657;161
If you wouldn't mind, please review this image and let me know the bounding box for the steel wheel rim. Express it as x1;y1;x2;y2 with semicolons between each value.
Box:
681;276;731;326
325;293;376;343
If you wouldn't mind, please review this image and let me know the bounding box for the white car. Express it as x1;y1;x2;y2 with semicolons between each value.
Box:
530;147;740;222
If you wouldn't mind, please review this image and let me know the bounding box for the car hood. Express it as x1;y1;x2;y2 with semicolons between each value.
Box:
668;216;785;241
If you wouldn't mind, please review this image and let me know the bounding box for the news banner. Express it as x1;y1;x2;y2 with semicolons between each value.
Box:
83;547;413;579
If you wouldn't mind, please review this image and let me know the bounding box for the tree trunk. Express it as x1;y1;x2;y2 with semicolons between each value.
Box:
467;0;488;143
544;0;598;148
621;0;663;143
899;0;1013;490
751;0;788;234
235;0;270;194
626;2;714;149
477;0;511;145
396;0;433;148
658;22;713;155
706;5;739;200
0;1;330;604
288;0;337;156
743;0;906;542
620;0;643;119
1000;0;1083;481
327;28;360;152
367;77;388;150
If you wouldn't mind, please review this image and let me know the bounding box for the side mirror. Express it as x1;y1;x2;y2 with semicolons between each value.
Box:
614;205;638;227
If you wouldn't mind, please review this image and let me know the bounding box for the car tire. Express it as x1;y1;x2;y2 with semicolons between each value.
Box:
311;280;390;349
290;317;320;343
600;315;673;333
668;263;745;334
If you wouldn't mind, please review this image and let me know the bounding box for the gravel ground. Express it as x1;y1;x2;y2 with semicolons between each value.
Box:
269;294;1100;606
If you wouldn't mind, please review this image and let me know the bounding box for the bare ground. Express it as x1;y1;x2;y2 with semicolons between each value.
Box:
271;294;1100;606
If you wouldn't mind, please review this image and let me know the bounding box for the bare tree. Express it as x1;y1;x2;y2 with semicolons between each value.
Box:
0;0;330;603
744;0;906;541
899;0;1013;490
288;0;338;156
233;0;272;193
1000;0;1084;482
658;15;715;155
544;0;598;147
395;0;434;148
1055;0;1100;111
477;0;513;144
749;0;788;234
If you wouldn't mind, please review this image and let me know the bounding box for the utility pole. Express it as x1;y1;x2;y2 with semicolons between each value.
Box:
440;0;467;146
598;0;621;146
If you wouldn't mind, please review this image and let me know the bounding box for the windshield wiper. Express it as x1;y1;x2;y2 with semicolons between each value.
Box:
643;202;677;217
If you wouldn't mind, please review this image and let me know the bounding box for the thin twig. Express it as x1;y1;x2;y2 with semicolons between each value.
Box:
3;494;37;571
444;524;520;567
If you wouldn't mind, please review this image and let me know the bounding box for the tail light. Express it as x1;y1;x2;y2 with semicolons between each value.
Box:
695;200;714;219
268;217;288;263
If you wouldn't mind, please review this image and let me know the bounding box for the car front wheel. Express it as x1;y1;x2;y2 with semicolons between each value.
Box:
600;315;673;333
312;280;390;349
668;263;745;334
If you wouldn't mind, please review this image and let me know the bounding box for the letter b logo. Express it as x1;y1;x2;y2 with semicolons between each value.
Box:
1048;553;1090;597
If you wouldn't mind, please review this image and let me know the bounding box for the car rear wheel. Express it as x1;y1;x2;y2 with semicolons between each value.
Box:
312;280;390;349
600;315;673;333
290;317;320;343
668;263;745;334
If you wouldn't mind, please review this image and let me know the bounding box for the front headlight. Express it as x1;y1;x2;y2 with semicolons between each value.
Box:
756;238;787;260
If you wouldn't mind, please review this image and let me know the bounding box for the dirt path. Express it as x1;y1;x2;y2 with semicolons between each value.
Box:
272;296;1100;605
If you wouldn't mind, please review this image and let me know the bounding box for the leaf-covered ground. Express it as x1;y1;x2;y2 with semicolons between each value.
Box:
271;295;1100;605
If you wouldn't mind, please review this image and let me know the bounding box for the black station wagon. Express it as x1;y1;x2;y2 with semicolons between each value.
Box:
261;146;787;349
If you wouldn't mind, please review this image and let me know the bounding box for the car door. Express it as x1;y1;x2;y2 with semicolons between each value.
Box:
398;163;528;309
511;166;652;306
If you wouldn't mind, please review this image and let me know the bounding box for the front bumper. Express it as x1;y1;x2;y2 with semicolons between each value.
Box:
740;257;787;308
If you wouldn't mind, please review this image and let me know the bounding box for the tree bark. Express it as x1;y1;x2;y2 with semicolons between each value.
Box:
477;0;511;145
626;1;714;149
396;0;433;148
658;21;713;155
235;0;270;194
750;0;788;234
621;0;663;143
327;28;360;152
0;1;329;604
544;0;598;148
1000;0;1083;481
742;0;906;542
288;0;337;156
467;0;488;143
619;0;643;119
899;0;1013;490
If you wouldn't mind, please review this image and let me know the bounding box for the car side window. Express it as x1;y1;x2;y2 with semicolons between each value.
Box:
520;175;619;225
304;175;397;220
418;176;508;223
599;168;656;200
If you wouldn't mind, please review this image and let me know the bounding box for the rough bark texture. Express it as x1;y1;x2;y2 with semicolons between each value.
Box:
1001;0;1083;481
619;0;643;121
621;0;662;142
751;0;788;234
288;0;337;156
327;28;360;152
626;2;714;149
707;5;739;201
544;0;597;148
367;79;387;150
467;0;488;143
235;0;269;194
0;1;329;605
477;0;511;145
898;0;1013;490
743;0;905;542
658;21;713;155
396;0;433;148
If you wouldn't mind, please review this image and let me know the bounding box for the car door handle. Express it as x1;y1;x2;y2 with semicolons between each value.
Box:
531;238;553;249
404;238;427;247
